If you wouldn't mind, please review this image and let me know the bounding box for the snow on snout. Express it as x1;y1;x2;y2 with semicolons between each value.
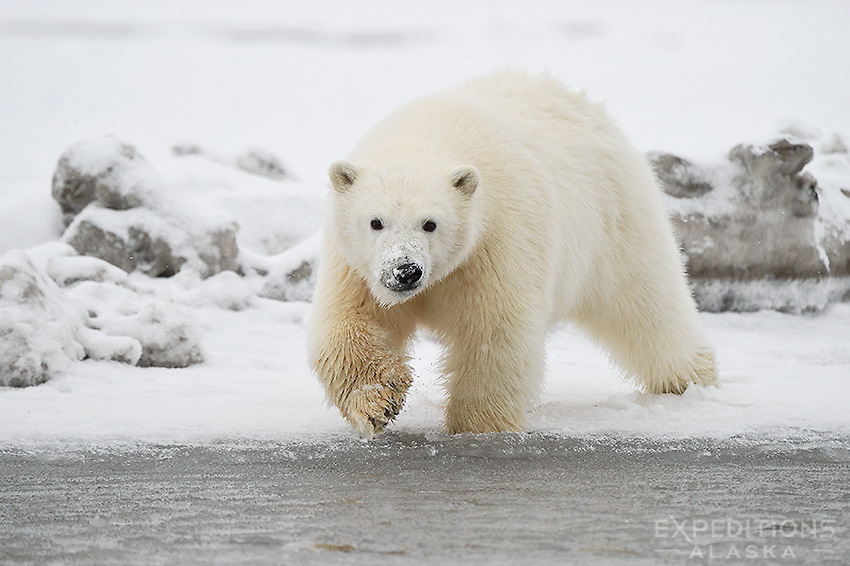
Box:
377;239;429;291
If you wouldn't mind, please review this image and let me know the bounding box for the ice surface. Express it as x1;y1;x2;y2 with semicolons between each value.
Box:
1;439;848;565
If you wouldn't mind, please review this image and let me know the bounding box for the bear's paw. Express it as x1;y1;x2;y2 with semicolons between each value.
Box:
345;379;410;439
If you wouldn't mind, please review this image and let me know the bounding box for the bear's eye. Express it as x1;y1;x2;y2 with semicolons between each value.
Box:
370;218;384;231
423;220;437;233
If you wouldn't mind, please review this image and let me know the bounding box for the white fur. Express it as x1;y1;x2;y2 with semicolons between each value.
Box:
308;70;717;437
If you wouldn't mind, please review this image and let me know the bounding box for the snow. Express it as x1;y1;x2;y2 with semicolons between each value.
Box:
2;291;849;447
46;253;130;287
1;1;850;449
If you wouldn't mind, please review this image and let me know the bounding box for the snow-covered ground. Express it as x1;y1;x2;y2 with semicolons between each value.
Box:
3;297;850;448
1;0;850;450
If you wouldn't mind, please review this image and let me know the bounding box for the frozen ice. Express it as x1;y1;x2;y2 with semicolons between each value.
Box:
1;438;847;565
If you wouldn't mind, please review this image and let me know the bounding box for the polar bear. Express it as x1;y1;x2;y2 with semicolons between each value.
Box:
308;70;717;437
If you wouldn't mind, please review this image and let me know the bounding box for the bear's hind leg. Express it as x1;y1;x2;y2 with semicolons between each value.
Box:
576;272;718;395
641;343;717;395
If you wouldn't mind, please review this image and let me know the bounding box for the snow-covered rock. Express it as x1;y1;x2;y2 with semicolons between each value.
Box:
243;232;321;302
0;250;86;386
652;128;850;312
64;279;205;369
52;137;140;226
172;142;291;181
51;130;850;315
129;269;257;312
187;270;256;311
161;149;324;257
54;136;239;278
51;136;323;305
0;248;209;387
46;255;204;367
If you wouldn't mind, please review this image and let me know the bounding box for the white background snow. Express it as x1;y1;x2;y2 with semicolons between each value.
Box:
1;0;849;448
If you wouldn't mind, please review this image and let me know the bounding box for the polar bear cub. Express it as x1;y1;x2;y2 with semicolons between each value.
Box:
308;70;717;437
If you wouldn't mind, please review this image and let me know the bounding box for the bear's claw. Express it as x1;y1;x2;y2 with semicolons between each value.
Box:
344;379;410;438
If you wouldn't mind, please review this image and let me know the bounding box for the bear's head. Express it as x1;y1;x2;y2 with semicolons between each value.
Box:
327;160;481;307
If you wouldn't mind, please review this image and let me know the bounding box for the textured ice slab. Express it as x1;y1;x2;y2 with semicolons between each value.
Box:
1;435;847;565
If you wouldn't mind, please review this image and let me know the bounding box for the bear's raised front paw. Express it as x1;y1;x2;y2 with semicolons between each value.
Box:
345;381;409;439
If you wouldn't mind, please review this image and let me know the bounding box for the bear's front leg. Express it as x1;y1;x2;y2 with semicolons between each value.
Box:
310;316;413;439
308;246;417;438
441;312;546;435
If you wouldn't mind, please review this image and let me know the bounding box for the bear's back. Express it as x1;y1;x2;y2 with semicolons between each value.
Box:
353;71;626;176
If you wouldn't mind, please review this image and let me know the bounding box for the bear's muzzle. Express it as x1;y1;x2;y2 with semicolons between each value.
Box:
382;261;424;292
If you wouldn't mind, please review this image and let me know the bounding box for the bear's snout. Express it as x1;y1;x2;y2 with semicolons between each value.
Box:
375;240;430;303
393;263;423;289
379;259;426;295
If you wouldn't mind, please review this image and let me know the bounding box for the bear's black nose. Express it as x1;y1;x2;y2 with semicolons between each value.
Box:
394;263;423;287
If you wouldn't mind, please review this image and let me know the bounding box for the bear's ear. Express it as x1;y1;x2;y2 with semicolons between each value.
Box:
451;165;479;196
329;161;358;193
